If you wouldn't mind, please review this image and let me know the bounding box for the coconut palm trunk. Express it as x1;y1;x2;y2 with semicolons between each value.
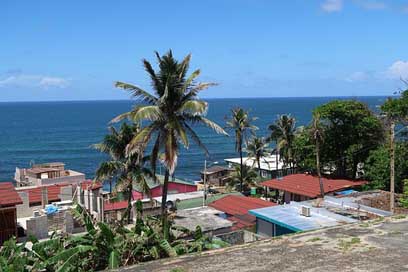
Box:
161;169;170;238
312;113;324;198
127;179;133;224
239;139;244;191
390;120;395;214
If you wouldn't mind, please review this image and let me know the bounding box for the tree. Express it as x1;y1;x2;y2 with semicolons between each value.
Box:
226;108;258;191
364;142;408;194
268;119;283;177
245;136;270;179
292;127;315;172
314;100;384;179
381;89;408;213
227;164;258;193
94;123;153;224
112;51;227;237
268;115;296;170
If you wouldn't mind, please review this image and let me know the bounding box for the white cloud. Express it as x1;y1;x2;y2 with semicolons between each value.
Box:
386;60;408;79
345;71;370;82
39;77;69;88
354;0;386;10
321;0;343;12
0;74;70;89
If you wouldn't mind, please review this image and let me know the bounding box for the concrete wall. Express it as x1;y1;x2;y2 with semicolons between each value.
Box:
26;215;48;239
216;230;263;245
38;173;85;186
59;185;73;201
256;218;295;237
16;191;37;218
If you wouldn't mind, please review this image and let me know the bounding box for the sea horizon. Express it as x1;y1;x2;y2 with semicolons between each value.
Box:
0;94;393;104
0;96;388;188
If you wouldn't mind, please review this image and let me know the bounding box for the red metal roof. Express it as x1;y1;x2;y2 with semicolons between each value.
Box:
80;180;103;191
209;195;276;230
261;174;367;198
0;182;23;207
104;200;128;211
20;184;69;204
229;214;256;230
209;195;277;216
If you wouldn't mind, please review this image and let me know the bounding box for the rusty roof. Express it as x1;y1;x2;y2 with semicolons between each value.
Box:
209;195;277;216
261;174;367;198
80;180;103;191
0;182;23;207
19;184;69;204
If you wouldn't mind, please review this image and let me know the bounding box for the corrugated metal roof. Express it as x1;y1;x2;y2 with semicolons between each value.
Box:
19;184;68;204
249;201;357;232
261;174;367;198
209;195;277;230
0;182;23;207
80;180;103;191
209;195;276;216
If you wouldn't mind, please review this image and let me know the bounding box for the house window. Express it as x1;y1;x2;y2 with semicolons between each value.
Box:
261;170;267;178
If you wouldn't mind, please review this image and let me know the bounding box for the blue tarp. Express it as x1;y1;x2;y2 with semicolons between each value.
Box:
45;205;59;215
335;189;357;195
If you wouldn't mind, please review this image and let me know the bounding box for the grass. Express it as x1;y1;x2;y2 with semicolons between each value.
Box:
170;268;185;272
307;237;322;242
393;214;407;220
337;237;361;252
371;217;385;225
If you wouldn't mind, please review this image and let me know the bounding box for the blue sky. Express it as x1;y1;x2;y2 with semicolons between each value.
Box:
1;0;408;101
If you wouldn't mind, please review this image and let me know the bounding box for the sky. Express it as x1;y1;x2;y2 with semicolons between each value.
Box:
1;0;408;101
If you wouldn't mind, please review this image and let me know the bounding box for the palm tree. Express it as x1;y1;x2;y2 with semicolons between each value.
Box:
268;115;296;171
245;136;270;180
227;164;258;193
112;50;227;236
94;123;153;224
226;108;258;191
311;112;325;197
268;120;283;178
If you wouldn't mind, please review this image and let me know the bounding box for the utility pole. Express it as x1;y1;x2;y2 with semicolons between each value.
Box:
313;113;324;198
316;138;324;198
390;120;395;214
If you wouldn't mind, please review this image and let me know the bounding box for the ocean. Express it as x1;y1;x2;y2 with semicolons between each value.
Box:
0;97;387;188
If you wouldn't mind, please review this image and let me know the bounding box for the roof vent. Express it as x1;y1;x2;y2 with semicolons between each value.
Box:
301;206;311;217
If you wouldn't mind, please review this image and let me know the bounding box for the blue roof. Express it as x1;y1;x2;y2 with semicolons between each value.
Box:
249;201;357;232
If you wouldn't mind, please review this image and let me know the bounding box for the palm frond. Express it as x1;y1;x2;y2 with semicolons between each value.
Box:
183;123;209;156
115;81;157;105
110;111;132;123
179;100;208;116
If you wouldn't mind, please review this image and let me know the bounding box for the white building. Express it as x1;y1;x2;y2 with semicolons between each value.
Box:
224;154;291;179
14;162;86;187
